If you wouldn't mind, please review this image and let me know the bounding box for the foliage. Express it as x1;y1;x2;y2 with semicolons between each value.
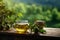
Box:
2;0;60;28
39;29;46;34
0;1;23;30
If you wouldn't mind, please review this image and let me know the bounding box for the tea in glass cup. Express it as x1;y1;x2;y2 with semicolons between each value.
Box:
14;20;29;34
35;20;45;29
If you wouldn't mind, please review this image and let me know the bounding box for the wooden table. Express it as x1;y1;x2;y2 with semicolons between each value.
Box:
0;28;60;37
40;28;60;37
0;28;60;40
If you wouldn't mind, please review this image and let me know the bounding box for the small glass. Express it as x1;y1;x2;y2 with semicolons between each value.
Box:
35;20;45;29
14;20;29;34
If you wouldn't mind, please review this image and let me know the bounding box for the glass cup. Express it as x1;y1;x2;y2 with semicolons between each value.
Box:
35;20;45;29
14;20;29;34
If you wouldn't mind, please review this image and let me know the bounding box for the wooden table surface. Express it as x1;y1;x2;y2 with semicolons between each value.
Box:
40;28;60;37
0;28;60;37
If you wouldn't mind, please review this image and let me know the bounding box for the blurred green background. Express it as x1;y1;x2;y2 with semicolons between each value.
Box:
0;0;60;28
